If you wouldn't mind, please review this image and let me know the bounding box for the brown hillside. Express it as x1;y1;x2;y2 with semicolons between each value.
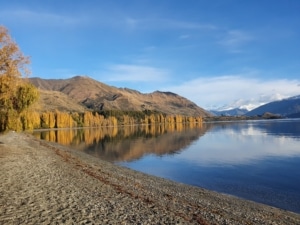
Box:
30;90;86;113
29;76;211;117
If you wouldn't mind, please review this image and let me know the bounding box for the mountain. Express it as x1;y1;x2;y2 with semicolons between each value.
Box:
246;95;300;118
29;76;211;117
210;108;249;116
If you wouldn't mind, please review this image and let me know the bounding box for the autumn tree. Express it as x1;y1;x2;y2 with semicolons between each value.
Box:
0;26;39;131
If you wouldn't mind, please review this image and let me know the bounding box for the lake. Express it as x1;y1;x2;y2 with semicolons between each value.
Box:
32;119;300;213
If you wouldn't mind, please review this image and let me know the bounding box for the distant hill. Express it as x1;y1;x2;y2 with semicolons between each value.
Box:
29;76;211;117
246;95;300;118
210;108;249;116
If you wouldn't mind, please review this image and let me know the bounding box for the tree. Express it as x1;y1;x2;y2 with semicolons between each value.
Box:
0;26;39;131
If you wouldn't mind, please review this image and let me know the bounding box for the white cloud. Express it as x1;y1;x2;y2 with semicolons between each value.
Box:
164;75;300;110
101;64;170;82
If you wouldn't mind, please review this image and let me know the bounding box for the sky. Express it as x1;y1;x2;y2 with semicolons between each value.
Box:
1;0;300;110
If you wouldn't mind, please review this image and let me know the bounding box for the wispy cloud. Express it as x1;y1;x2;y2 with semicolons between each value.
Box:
117;17;217;31
218;30;254;53
124;17;139;29
179;34;190;39
1;7;217;32
0;9;87;27
165;75;300;110
161;19;217;30
100;64;170;83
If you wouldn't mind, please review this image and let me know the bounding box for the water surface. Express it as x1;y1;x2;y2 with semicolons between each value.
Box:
33;119;300;213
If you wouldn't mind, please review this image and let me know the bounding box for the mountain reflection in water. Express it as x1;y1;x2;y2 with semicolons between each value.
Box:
32;123;210;162
32;119;300;163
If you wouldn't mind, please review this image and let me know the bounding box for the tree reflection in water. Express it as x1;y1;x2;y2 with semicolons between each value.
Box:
33;123;213;162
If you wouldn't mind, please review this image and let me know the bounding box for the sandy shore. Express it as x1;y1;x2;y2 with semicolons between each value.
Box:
1;131;300;225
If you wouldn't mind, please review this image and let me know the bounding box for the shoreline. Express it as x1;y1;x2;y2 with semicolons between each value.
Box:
1;131;300;224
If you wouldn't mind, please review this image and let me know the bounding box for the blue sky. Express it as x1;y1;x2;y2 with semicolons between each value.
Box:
1;0;300;110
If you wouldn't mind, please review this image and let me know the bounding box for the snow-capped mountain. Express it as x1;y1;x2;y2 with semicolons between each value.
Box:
246;95;300;117
210;108;249;116
209;95;300;117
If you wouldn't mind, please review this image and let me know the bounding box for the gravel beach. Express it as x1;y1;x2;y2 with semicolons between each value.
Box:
1;131;300;225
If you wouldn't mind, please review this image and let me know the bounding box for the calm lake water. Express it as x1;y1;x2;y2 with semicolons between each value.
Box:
33;119;300;213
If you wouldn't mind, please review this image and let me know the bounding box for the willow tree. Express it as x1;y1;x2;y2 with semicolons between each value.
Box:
0;26;39;131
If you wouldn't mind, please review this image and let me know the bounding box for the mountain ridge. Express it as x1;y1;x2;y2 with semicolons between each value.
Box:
210;108;249;116
29;76;211;117
246;95;300;117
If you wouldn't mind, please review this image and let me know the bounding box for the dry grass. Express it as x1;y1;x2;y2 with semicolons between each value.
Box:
30;89;86;112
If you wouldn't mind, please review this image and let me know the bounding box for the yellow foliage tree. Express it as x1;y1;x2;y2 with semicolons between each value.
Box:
41;112;56;128
21;111;40;130
55;111;74;128
0;26;39;131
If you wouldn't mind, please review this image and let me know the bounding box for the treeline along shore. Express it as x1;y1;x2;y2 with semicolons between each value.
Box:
1;109;203;131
